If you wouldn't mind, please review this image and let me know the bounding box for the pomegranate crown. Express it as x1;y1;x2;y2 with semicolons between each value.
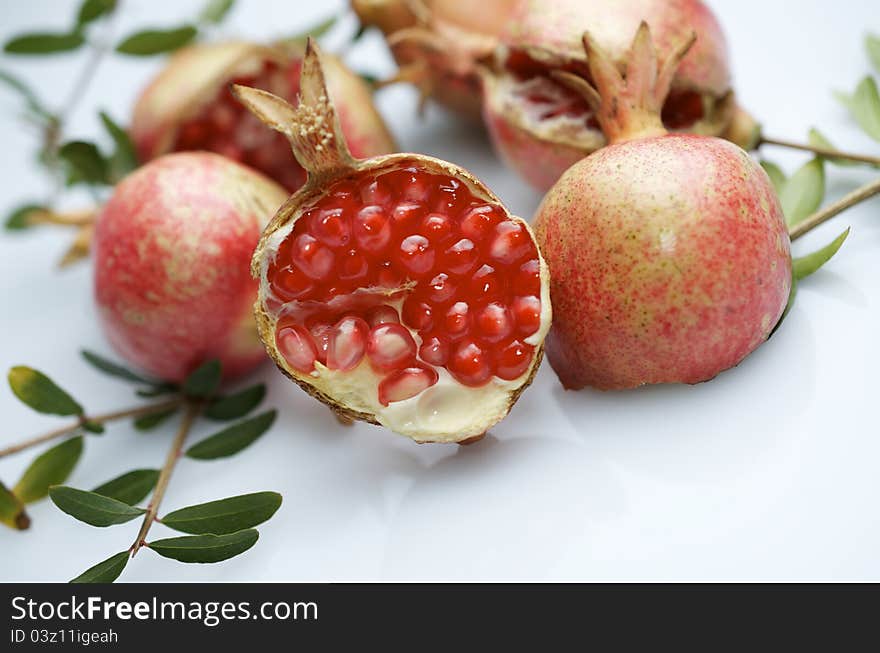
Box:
231;38;355;182
553;22;697;145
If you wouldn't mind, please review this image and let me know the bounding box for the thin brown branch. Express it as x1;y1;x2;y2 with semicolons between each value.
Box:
789;177;880;240
130;401;201;557
0;397;183;459
761;136;880;167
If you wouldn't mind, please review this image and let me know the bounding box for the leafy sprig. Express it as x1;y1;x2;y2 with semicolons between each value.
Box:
1;352;280;582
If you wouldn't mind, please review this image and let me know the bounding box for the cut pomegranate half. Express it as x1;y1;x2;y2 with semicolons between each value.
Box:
236;40;552;444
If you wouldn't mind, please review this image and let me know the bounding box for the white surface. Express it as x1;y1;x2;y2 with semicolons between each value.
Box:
1;0;879;582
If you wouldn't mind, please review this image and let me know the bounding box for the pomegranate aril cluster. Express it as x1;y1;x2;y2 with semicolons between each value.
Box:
269;166;542;403
173;59;307;192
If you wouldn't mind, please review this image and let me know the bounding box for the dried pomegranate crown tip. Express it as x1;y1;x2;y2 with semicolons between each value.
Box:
232;38;355;181
555;22;698;146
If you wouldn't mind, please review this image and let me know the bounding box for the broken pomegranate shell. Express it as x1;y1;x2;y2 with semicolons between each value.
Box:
130;40;396;192
235;40;551;443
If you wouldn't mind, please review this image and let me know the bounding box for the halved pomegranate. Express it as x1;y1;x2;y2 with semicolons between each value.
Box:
235;40;551;443
130;41;396;192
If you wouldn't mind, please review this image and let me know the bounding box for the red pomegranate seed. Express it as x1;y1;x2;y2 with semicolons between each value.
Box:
312;208;351;247
376;260;403;287
511;295;542;336
512;258;541;296
420;213;454;243
395;235;435;278
361;178;392;206
460;204;504;242
326;316;368;371
402;297;434;331
395;168;433;204
449;339;493;387
475;302;513;343
443;301;470;336
353;206;392;256
469;264;504;303
419;333;450;366
366;323;418;372
442;238;479;276
495;340;534;380
365;305;400;327
378;365;439;406
292;233;335;281
391;202;425;236
424;272;457;305
277;325;318;373
272;265;313;300
489;220;532;265
338;249;369;281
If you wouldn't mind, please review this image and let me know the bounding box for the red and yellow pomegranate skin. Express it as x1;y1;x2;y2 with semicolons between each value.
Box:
534;135;791;390
93;152;288;382
130;41;395;192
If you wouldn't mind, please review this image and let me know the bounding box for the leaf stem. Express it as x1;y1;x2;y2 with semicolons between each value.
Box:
0;397;184;459
789;177;880;240
761;136;880;167
130;401;201;557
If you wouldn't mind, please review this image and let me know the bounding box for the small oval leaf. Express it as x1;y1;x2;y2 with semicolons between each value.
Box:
5;32;85;55
70;551;128;583
100;111;138;181
14;436;84;503
5;204;46;231
92;469;159;505
50;486;145;527
77;0;117;27
8;366;83;415
844;76;880;142
116;26;197;56
0;481;30;530
185;410;276;460
759;160;786;195
199;0;236;24
80;350;157;384
148;529;259;563
59;140;108;186
779;158;825;227
161;492;282;535
134;408;178;431
793;227;850;281
204;384;266;421
182;359;222;398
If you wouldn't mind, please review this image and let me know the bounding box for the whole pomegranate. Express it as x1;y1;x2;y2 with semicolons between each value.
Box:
93;152;288;382
533;25;790;390
234;40;551;443
483;0;758;191
130;41;396;192
352;0;515;118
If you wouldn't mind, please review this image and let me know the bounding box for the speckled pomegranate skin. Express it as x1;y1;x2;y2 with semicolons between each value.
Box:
534;135;791;390
94;152;288;382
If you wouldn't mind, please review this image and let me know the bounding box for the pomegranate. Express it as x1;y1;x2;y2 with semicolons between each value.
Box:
130;41;396;192
483;0;758;191
234;40;551;443
93;152;288;382
352;0;515;118
533;24;790;390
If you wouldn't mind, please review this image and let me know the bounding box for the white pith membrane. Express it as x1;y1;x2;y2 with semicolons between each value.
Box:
257;162;551;443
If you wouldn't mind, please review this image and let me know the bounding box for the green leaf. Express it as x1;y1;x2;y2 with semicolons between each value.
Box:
280;14;338;46
99;111;138;182
14;436;84;503
867;33;880;75
760;160;786;194
77;0;117;28
185;410;276;460
92;469;159;505
792;227;850;281
70;551;128;583
148;529;259;563
0;481;30;530
839;76;880;142
204;384;266;421
80;350;156;385
135;383;178;398
116;26;198;56
161;492;281;535
133;408;178;431
5;32;85;55
807;128;862;168
58;140;108;186
0;69;53;120
5;204;46;231
199;0;236;24
82;420;105;434
49;486;145;527
8;366;83;415
182;359;222;398
779;158;825;227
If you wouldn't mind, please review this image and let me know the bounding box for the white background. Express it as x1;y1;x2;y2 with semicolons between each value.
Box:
1;0;878;582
